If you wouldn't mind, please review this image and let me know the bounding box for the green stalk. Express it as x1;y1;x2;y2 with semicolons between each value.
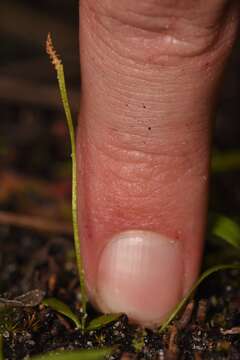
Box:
46;34;87;329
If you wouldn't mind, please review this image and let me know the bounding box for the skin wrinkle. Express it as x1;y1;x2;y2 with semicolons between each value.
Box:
124;5;226;26
96;59;214;96
100;167;206;199
84;127;208;202
81;30;227;139
99;157;171;189
81;19;226;115
84;86;210;129
92;193;171;225
108;2;234;38
86;114;209;150
87;127;209;159
84;94;211;155
87;0;230;32
84;0;239;62
90;75;198;104
82;40;167;90
88;190;202;238
84;14;203;75
87;133;192;183
96;9;221;47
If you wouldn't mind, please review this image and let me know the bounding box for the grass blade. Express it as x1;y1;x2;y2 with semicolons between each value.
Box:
46;34;87;329
159;264;240;333
43;298;81;329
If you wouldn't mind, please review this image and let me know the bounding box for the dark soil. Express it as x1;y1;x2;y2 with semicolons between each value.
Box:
1;225;240;360
1;1;240;359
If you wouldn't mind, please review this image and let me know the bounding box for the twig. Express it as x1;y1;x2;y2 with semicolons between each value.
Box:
194;352;202;360
221;327;240;335
165;325;179;360
48;274;57;294
121;354;137;360
0;210;72;235
196;299;207;324
177;300;194;330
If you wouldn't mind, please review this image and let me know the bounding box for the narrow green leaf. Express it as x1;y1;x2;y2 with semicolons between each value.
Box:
212;151;240;173
86;313;122;331
43;298;81;329
210;214;240;249
0;335;3;360
30;348;112;360
159;264;240;333
46;34;87;329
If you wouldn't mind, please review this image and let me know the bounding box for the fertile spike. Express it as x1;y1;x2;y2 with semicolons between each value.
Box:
46;33;62;69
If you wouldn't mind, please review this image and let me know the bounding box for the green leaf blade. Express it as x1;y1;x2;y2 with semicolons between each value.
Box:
86;313;122;331
210;214;240;249
43;298;81;329
30;348;112;360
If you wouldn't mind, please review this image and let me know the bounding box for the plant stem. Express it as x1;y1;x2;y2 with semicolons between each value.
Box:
46;34;87;329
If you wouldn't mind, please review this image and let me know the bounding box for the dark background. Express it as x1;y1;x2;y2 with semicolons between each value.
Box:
0;1;81;225
0;0;79;110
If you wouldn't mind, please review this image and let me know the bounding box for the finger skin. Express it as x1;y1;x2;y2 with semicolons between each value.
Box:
77;1;239;326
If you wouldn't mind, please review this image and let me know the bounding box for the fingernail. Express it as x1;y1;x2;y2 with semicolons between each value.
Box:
97;230;184;327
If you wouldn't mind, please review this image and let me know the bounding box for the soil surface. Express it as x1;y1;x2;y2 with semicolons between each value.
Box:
1;225;240;360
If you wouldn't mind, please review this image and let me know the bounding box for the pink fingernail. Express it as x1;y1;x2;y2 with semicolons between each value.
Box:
97;230;184;327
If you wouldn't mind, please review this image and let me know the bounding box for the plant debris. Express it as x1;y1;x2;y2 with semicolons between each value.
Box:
0;290;45;310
